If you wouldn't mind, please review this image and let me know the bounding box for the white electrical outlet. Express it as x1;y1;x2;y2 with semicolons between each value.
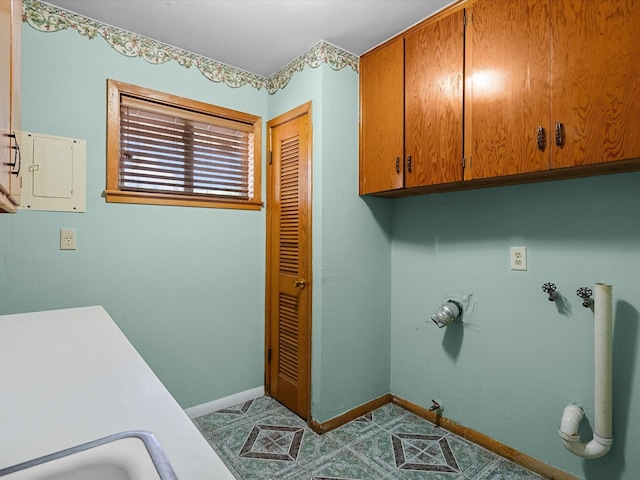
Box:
510;246;526;270
60;228;76;250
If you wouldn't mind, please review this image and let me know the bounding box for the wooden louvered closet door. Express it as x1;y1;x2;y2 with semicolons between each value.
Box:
265;103;312;419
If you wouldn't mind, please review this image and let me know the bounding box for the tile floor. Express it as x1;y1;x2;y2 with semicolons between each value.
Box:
194;397;546;480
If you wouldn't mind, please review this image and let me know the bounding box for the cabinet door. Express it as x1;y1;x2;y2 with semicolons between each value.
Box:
1;0;20;212
405;9;464;188
551;0;640;168
8;0;20;205
465;0;552;180
359;37;404;195
1;0;11;198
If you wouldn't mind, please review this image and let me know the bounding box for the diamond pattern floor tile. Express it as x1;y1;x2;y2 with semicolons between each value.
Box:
391;433;460;473
239;424;305;461
193;398;547;480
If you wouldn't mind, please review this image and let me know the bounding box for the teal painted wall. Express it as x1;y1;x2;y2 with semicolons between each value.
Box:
5;13;638;480
0;26;268;409
390;173;640;479
268;65;392;423
2;22;391;422
315;65;391;422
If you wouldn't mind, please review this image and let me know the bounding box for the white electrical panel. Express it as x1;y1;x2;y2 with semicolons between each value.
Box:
17;131;86;212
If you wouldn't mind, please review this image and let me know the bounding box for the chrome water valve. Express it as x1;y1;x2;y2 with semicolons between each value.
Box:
542;282;560;301
577;287;593;308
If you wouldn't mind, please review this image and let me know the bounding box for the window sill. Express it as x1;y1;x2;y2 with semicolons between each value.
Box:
104;190;263;211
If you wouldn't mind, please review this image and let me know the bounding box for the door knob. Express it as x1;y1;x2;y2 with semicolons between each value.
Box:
293;279;306;289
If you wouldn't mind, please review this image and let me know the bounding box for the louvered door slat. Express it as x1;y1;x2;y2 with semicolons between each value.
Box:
278;292;299;383
279;135;300;276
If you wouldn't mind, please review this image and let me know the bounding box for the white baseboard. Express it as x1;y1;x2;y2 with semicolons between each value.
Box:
184;386;265;419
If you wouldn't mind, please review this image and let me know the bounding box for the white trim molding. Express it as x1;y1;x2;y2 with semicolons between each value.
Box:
184;386;265;419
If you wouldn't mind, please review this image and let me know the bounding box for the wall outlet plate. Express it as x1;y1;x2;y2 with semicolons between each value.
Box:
60;228;76;250
510;246;526;270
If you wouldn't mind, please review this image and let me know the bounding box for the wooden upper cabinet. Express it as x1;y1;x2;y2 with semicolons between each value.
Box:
405;9;464;187
551;0;640;168
359;7;465;195
359;37;404;195
465;0;552;180
467;0;640;180
1;0;21;213
1;0;13;201
360;0;640;197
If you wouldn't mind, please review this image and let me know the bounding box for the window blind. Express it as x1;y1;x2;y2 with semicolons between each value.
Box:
119;96;254;199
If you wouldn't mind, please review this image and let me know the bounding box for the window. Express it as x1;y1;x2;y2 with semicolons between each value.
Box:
106;79;262;209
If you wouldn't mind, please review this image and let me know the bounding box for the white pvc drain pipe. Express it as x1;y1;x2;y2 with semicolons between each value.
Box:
559;283;613;459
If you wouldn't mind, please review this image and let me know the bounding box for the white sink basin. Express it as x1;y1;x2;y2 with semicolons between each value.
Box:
0;431;177;480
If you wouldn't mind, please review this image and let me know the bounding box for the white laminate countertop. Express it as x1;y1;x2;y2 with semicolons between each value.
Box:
0;305;234;479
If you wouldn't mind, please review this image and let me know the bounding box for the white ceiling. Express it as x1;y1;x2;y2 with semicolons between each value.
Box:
43;0;453;77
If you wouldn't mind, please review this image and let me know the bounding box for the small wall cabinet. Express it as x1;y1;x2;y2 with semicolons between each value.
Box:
1;0;21;213
466;0;640;180
359;7;464;195
359;0;640;197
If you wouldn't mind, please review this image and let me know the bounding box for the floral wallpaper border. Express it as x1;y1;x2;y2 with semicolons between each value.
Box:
23;0;359;94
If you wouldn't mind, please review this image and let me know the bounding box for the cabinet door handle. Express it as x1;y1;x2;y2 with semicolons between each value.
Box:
555;122;564;148
407;155;412;173
395;157;400;174
6;132;21;176
536;126;546;152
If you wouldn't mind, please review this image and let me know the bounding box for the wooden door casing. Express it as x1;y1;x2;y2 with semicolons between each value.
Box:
265;102;312;420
